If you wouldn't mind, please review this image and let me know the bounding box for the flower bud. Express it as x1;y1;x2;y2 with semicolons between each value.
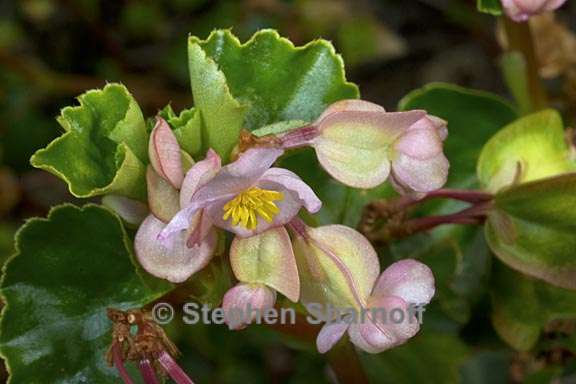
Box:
149;117;183;189
502;0;567;22
390;115;449;194
222;283;276;330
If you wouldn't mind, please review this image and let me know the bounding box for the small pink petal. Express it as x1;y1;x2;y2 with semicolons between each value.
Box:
259;168;322;213
391;151;449;193
186;209;214;248
102;195;149;226
394;124;443;160
193;147;284;200
372;259;435;304
149;117;183;189
135;215;215;283
316;321;349;354
348;295;418;354
180;149;221;208
316;99;386;122
222;283;276;330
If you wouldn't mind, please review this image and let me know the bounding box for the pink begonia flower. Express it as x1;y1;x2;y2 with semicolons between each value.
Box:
502;0;567;22
287;218;435;354
316;259;435;354
222;283;277;330
159;146;321;240
279;99;449;193
134;118;219;283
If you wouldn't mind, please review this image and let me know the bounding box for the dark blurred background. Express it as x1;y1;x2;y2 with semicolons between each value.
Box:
1;1;576;383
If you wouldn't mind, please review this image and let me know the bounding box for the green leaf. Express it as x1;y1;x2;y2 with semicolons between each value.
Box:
363;331;469;384
486;173;576;290
477;0;503;15
396;83;518;322
0;204;171;383
188;29;359;160
490;261;576;351
31;84;148;199
477;110;576;193
159;105;203;157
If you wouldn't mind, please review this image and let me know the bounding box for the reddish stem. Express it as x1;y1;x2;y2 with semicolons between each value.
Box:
402;202;490;234
157;350;195;384
139;359;160;384
111;343;135;384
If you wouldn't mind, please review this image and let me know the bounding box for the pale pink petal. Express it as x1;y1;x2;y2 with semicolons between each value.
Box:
372;259;435;304
158;198;224;245
259;168;322;213
348;296;419;354
180;149;221;208
102;195;148;226
316;99;386;122
391;151;449;193
316;321;350;354
135;215;216;283
147;166;180;223
222;283;276;330
394;126;443;160
186;209;214;248
191;147;284;202
149;117;183;189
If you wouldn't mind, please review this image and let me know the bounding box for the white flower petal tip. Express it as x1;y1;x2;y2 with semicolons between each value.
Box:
149;117;184;189
222;283;277;330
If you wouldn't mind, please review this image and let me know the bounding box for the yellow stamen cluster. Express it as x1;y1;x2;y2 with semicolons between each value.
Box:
222;188;284;230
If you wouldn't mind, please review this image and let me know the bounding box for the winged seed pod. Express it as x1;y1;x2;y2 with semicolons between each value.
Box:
287;219;435;354
279;99;449;193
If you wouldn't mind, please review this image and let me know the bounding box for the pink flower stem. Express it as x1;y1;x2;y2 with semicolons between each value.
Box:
139;358;160;384
278;125;319;148
111;343;135;384
157;350;195;384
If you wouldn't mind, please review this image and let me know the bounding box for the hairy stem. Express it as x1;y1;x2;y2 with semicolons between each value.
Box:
502;17;547;111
